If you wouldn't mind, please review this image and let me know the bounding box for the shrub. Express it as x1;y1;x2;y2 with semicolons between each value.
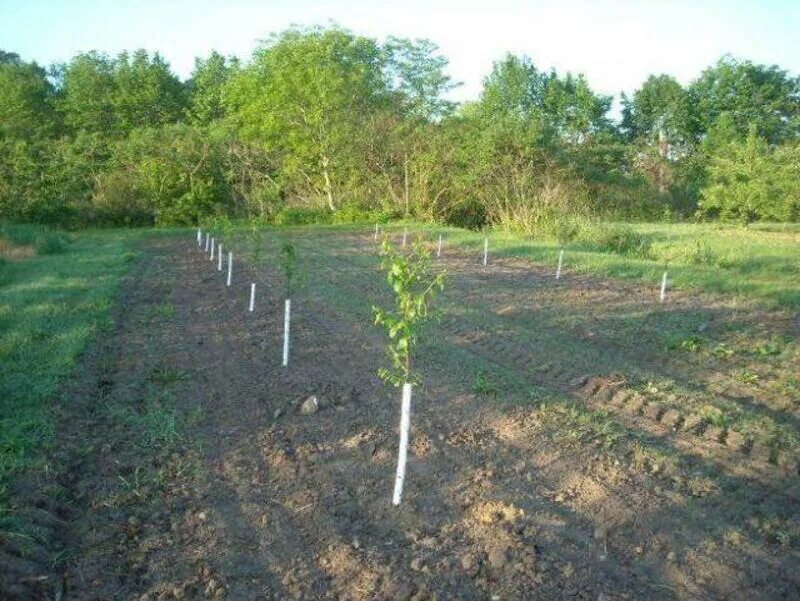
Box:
0;223;68;256
700;130;800;223
579;224;652;258
273;207;333;225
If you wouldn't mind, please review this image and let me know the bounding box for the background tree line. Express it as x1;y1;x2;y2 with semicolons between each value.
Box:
1;25;799;230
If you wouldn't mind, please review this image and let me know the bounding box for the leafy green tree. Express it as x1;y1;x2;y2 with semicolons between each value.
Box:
477;54;610;142
383;37;455;121
621;75;693;146
57;52;117;135
0;56;59;140
93;124;230;225
689;56;800;145
58;50;185;137
700;127;800;222
112;50;186;132
227;26;391;211
186;51;238;125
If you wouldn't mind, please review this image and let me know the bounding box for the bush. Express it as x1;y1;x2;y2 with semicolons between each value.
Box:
0;223;68;255
273;207;333;225
700;131;800;223
444;198;488;230
579;224;652;258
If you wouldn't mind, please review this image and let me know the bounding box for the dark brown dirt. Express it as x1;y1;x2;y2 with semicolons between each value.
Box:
2;232;799;600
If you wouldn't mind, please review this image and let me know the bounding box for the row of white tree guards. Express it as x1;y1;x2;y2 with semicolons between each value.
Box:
194;224;670;506
376;224;671;302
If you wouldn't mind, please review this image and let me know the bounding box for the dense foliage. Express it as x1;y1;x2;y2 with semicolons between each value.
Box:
1;28;799;228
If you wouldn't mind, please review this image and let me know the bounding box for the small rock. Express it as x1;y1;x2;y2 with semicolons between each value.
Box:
410;557;424;571
197;511;207;522
300;396;319;415
273;408;283;420
593;525;608;541
460;553;478;576
488;547;507;569
667;551;677;562
351;537;360;549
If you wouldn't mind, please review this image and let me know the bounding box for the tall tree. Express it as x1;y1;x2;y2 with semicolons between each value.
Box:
689;56;800;145
57;52;117;135
112;50;186;132
0;54;58;140
187;51;239;125
227;26;391;211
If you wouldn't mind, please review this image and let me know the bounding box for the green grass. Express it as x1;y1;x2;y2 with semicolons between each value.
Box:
0;228;152;526
0;222;69;256
242;220;799;308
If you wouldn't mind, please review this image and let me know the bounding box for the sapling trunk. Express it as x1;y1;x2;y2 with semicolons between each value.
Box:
392;382;413;505
282;298;291;367
374;223;379;241
437;234;442;258
197;229;201;247
210;238;215;261
402;227;407;248
218;244;223;271
204;233;209;253
556;249;564;279
483;237;488;266
660;271;668;302
249;283;255;312
227;252;233;286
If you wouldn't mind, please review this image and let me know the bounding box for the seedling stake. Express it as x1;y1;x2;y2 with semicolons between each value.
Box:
283;299;291;367
210;238;215;261
218;244;223;271
402;227;407;248
437;234;442;258
227;252;233;286
249;283;255;312
483;237;488;266
392;382;412;505
660;271;668;302
556;249;564;279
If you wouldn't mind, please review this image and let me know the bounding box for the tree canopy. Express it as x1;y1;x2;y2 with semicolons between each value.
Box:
1;26;798;227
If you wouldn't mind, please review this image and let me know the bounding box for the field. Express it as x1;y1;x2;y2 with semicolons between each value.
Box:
1;222;799;600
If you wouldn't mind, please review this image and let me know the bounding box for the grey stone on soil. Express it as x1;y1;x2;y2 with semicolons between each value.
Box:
300;395;319;415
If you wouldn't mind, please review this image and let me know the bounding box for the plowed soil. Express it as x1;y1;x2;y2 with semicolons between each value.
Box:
3;228;799;600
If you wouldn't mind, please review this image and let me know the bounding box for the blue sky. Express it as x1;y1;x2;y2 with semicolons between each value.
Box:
1;0;798;106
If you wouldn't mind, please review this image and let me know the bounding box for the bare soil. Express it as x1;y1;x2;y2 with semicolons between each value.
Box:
3;230;799;600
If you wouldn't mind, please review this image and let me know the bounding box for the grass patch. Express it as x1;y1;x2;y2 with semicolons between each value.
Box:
0;223;69;259
366;221;799;309
0;228;152;527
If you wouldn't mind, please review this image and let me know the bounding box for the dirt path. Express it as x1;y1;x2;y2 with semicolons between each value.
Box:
4;231;799;600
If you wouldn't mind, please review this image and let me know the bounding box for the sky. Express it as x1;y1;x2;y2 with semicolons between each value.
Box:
1;0;799;109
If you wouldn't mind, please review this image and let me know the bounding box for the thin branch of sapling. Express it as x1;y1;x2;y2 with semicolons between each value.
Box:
248;223;263;277
280;242;298;299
